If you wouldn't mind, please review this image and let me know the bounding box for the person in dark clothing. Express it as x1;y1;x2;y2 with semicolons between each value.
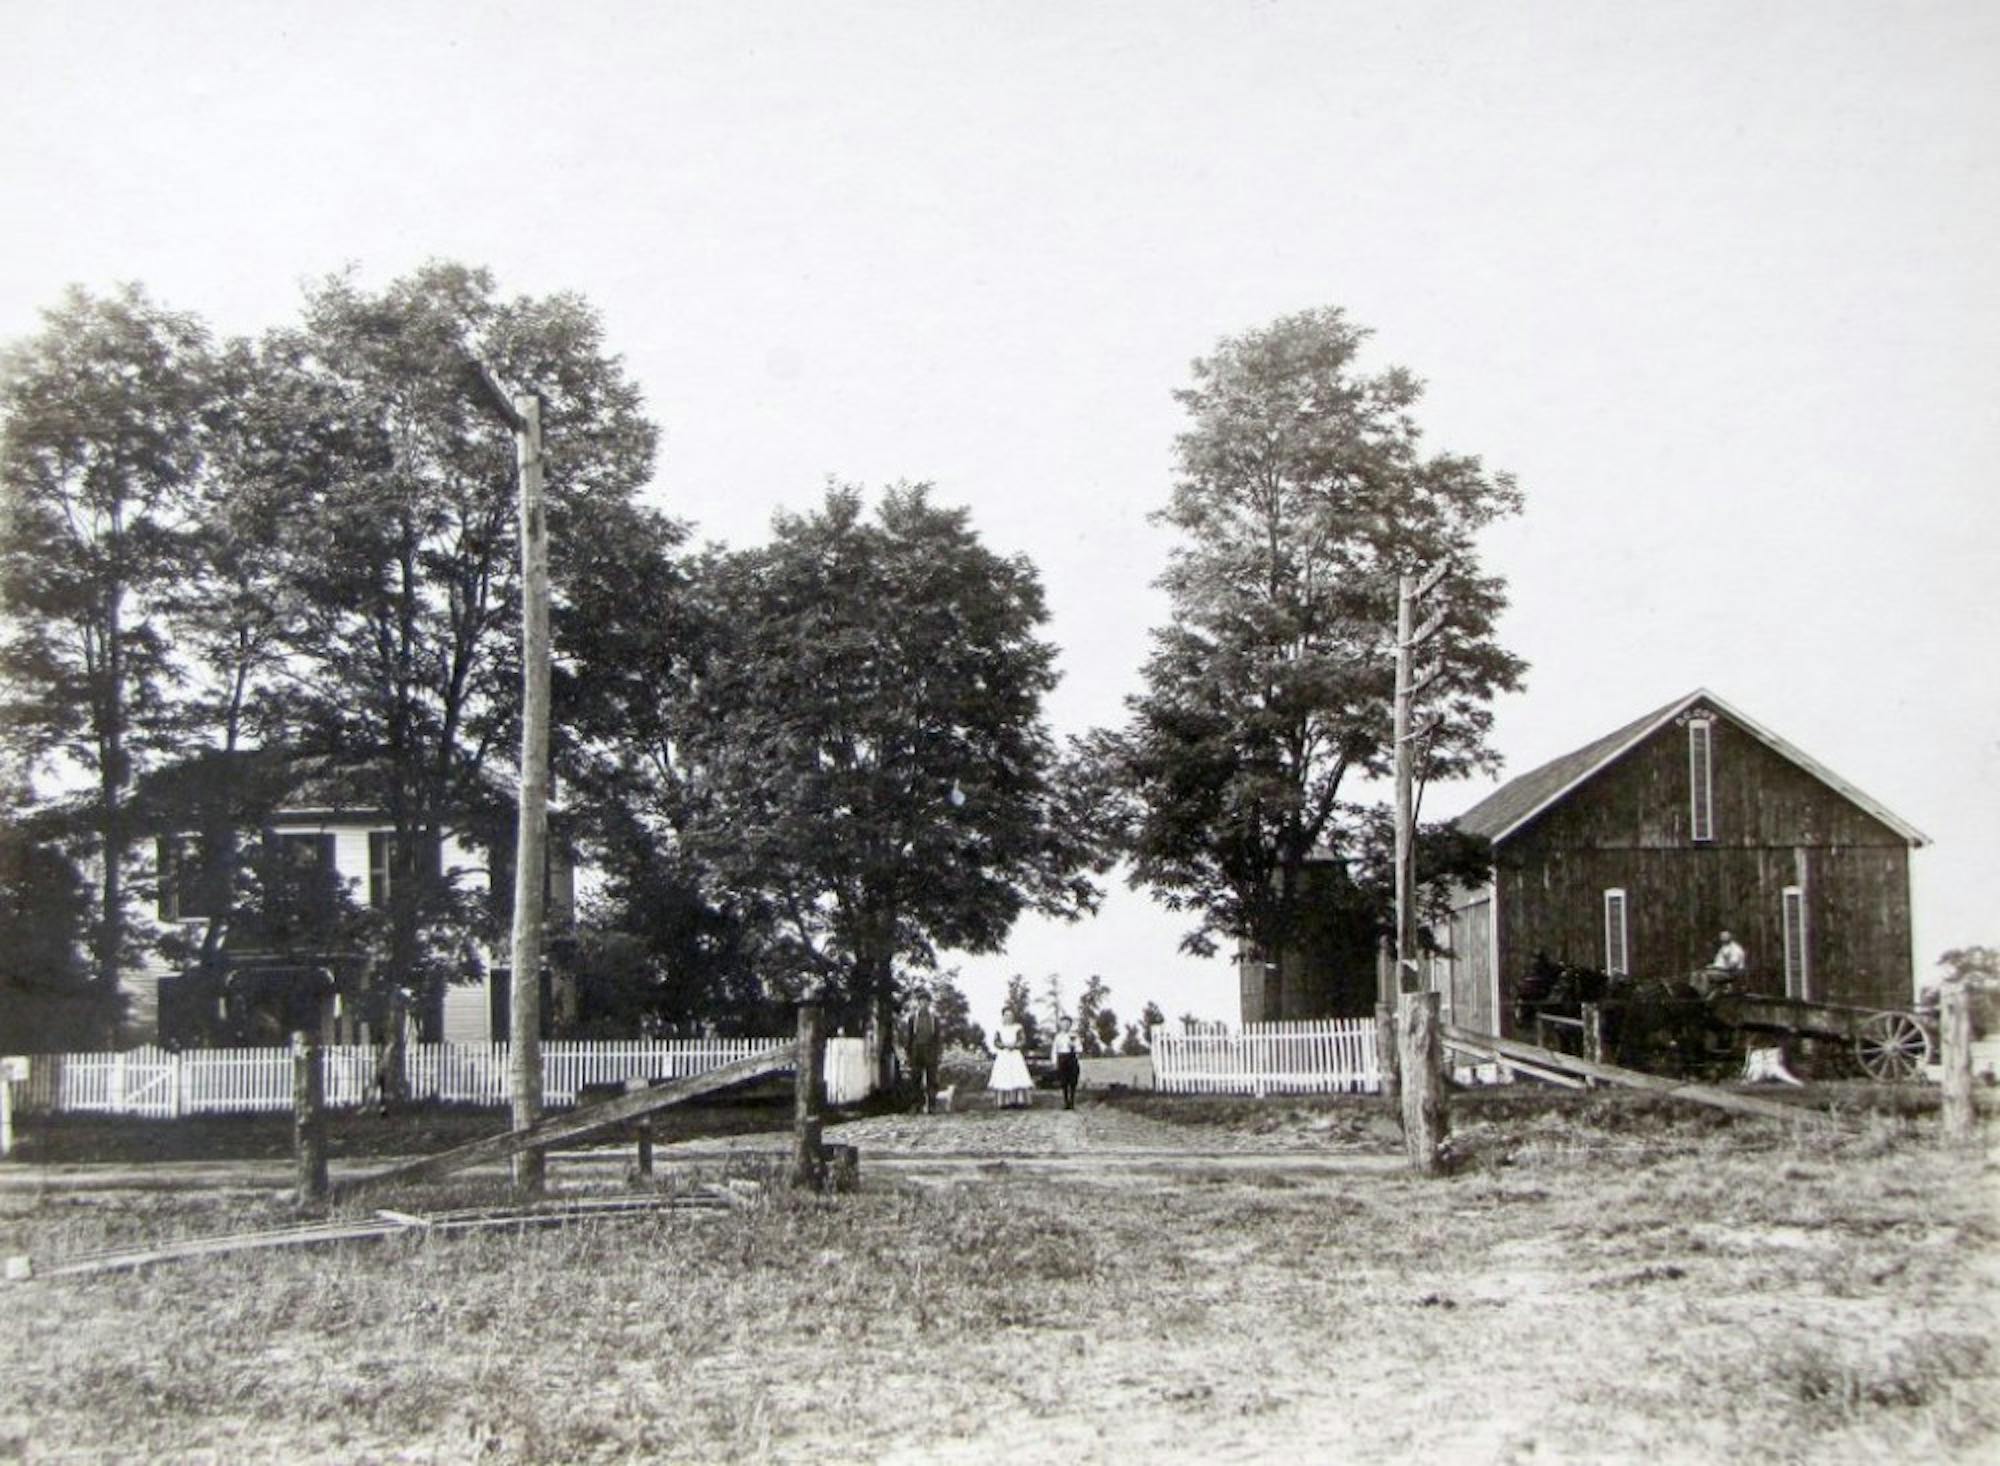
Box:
905;990;942;1114
1050;1017;1082;1110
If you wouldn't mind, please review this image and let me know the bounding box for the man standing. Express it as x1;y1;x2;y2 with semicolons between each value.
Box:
1050;1016;1083;1110
905;990;941;1114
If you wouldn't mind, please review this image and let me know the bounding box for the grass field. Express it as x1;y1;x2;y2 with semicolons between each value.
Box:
1;1088;1994;1464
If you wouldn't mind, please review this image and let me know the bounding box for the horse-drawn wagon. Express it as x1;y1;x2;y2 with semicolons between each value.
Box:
1514;958;1936;1082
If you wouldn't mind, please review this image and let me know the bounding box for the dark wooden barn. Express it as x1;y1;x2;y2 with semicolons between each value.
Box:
1431;688;1927;1038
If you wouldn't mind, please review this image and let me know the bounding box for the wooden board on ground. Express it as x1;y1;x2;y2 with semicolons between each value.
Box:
333;1044;795;1197
7;1193;744;1282
1439;1024;1855;1131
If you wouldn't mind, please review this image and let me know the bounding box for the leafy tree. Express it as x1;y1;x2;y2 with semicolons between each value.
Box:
1092;1005;1120;1056
1002;973;1045;1056
1118;1022;1148;1056
1039;972;1070;1036
932;975;986;1052
0;815;110;1052
563;850;774;1036
1935;947;2000;985
0;285;216;1032
671;485;1103;1083
1075;973;1111;1055
1090;307;1524;970
273;263;660;1033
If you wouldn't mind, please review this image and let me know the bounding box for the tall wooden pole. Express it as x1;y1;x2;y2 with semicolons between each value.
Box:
508;391;550;1194
1393;574;1416;996
1392;562;1448;998
1398;991;1447;1174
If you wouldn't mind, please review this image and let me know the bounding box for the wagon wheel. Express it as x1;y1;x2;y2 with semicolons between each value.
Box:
1854;1012;1931;1083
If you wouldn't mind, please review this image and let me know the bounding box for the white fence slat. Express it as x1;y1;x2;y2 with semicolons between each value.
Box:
12;1037;798;1118
1152;1019;1381;1096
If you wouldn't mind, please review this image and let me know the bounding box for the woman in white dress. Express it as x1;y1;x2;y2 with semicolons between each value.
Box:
988;1019;1033;1108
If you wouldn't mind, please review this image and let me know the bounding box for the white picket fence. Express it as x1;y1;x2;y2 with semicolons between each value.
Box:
8;1039;797;1119
1151;1019;1381;1095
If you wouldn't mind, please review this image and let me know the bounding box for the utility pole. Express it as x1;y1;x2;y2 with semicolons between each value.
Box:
471;360;549;1194
1393;561;1450;1175
1393;562;1449;994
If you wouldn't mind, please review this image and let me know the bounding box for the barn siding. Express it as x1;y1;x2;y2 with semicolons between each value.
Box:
1439;892;1494;1035
1491;713;1915;1032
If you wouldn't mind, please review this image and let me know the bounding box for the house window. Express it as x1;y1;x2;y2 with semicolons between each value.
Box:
368;832;397;909
1603;888;1630;975
157;836;228;922
265;832;338;909
1782;886;1808;999
1688;718;1714;842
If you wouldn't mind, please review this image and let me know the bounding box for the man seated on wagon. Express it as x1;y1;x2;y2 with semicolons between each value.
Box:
1696;930;1748;997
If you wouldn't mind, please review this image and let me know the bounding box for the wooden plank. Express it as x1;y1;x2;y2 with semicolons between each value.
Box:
1442;1035;1587;1089
333;1044;794;1196
8;1194;737;1281
1440;1024;1852;1130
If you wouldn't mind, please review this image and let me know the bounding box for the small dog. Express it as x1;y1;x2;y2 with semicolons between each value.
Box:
931;1084;956;1114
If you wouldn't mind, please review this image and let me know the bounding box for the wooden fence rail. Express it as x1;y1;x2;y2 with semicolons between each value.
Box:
1151;1020;1382;1095
7;1039;795;1119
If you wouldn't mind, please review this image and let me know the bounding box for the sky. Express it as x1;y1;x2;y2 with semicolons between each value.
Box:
3;0;1996;1034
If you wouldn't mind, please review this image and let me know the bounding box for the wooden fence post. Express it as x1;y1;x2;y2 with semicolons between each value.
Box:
626;1076;655;1180
1375;1003;1401;1115
1581;1003;1603;1086
1398;992;1447;1175
0;1059;17;1159
792;1002;827;1191
1940;979;1975;1143
292;1031;329;1204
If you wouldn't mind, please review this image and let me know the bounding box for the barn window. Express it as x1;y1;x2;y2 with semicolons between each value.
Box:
1688;718;1715;842
1782;886;1808;999
1603;888;1630;975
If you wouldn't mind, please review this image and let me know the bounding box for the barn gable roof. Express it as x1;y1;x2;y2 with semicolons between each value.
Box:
1452;688;1929;847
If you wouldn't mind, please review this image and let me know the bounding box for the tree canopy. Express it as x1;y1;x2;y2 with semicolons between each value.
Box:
1092;307;1526;962
669;485;1105;1073
0;285;217;1030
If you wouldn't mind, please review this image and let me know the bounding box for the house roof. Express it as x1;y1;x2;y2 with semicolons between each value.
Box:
1452;688;1929;847
132;749;519;828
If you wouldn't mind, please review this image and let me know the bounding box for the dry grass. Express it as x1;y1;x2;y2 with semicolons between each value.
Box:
1;1095;1995;1464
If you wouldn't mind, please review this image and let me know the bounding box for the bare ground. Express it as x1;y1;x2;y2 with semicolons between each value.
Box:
0;1088;1994;1465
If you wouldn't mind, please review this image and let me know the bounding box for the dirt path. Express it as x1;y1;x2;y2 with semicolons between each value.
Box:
0;1096;1402;1194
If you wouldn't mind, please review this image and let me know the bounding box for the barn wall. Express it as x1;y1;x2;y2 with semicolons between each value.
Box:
1492;713;1914;1031
1433;891;1495;1035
